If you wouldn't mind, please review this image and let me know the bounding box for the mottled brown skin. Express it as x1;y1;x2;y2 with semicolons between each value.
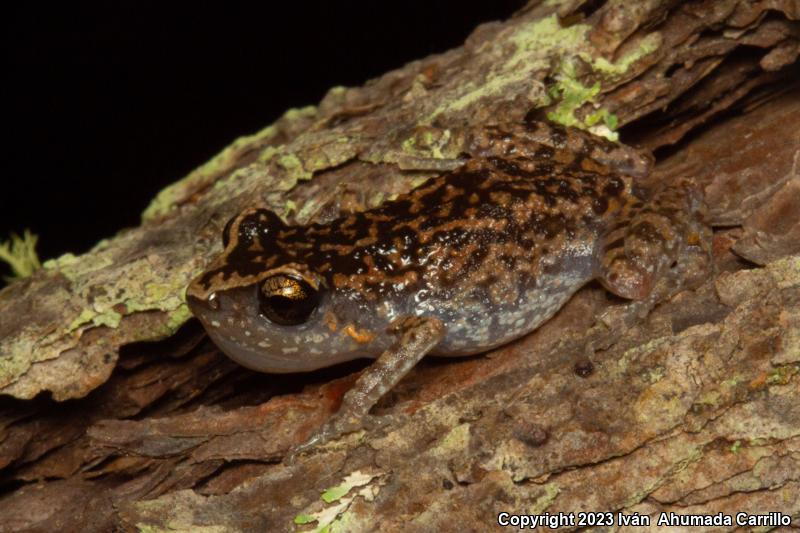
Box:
186;121;709;455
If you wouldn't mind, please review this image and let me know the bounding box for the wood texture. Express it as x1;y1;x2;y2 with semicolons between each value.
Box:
0;1;798;531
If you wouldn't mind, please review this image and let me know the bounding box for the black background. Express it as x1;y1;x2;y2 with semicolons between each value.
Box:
2;2;525;273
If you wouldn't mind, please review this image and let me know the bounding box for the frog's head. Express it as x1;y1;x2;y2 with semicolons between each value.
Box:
187;208;371;373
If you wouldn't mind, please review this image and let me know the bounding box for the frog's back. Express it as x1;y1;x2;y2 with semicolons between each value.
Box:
189;121;706;364
260;152;637;355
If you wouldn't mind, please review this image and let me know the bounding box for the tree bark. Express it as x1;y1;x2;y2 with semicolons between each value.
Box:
1;1;799;531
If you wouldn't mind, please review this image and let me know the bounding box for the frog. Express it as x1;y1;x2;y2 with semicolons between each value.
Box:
186;120;710;456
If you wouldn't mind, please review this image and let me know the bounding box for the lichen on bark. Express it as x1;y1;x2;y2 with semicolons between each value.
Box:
0;1;798;531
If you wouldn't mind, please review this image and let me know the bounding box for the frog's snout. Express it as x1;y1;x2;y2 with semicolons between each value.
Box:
186;292;222;326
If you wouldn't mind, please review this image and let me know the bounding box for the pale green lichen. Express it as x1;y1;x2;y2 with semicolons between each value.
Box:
433;13;659;140
766;365;797;385
141;123;277;221
321;484;350;505
721;375;745;388
141;105;318;221
551;31;660;137
132;491;236;533
277;152;305;174
435;15;588;118
0;230;42;281
260;137;359;205
319;471;377;504
546;60;620;140
590;33;662;76
43;104;353;343
164;303;193;333
283;105;318;123
136;522;229;533
41;246;194;335
256;144;282;164
528;482;560;514
136;525;230;533
506;14;589;72
644;366;665;384
694;389;722;409
43;251;106;279
291;472;380;532
326;86;348;97
768;254;799;289
293;514;316;525
73;286;186;334
438;423;471;453
622;444;703;509
401;128;453;160
68;307;121;331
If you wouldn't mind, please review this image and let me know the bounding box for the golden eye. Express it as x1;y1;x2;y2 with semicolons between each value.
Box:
258;275;320;326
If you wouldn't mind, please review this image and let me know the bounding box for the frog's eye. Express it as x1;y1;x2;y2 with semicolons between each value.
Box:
258;275;320;326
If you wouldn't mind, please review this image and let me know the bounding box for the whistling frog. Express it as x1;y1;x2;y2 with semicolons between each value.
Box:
186;121;709;453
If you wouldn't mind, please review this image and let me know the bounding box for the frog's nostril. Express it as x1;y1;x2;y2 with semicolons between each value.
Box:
186;293;219;315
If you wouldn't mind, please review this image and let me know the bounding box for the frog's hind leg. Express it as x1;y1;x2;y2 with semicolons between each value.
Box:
597;178;711;303
469;121;654;178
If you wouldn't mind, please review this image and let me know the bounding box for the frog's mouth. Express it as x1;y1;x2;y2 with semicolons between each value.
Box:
186;291;374;374
206;329;328;373
205;324;369;373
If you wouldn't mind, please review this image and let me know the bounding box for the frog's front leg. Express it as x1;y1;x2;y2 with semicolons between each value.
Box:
597;178;712;305
287;316;445;461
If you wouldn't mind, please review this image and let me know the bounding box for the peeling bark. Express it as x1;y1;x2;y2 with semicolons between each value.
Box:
1;1;799;531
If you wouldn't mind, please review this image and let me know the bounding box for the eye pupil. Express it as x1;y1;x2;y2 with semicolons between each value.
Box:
266;295;309;323
259;275;319;326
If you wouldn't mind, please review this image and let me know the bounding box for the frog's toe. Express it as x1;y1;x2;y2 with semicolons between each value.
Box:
361;412;394;432
599;256;653;300
284;413;366;463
